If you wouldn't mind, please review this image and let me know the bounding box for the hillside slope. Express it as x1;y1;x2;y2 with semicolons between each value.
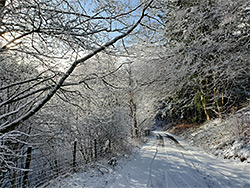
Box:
170;105;250;163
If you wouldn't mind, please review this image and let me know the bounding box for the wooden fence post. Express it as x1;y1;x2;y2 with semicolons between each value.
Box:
23;146;32;188
93;139;97;159
73;140;77;169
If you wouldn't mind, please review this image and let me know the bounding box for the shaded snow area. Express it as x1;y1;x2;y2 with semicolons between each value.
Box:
41;131;250;188
178;105;250;163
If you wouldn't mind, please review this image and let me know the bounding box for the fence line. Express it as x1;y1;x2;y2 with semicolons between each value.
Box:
0;137;122;188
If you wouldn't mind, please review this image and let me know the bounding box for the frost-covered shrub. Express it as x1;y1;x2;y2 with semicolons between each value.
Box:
217;105;250;162
231;106;250;142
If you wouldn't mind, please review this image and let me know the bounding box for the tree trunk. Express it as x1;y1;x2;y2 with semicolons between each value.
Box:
23;146;32;188
213;73;222;119
130;98;138;137
0;0;6;25
0;0;5;7
200;77;211;122
200;93;210;121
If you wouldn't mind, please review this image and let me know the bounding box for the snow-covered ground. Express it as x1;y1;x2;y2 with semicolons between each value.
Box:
41;131;250;188
182;118;250;163
174;105;250;163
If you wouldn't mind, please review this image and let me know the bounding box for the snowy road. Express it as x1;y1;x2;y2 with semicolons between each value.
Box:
45;131;250;188
106;131;250;188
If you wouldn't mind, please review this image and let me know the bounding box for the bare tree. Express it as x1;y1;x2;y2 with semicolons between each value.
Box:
0;0;154;133
0;0;155;184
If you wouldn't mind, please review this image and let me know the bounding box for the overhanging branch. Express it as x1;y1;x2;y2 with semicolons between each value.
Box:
0;0;154;134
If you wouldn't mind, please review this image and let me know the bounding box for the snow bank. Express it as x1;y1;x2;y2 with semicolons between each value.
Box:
174;105;250;163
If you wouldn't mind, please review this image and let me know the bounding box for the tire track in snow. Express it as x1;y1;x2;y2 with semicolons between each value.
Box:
162;147;199;188
147;145;159;188
147;134;168;188
146;133;177;188
151;133;196;188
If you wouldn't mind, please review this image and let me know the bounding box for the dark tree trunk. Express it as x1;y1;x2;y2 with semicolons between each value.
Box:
0;0;6;7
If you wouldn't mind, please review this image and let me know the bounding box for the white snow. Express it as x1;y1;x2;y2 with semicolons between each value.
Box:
181;107;250;163
41;131;250;188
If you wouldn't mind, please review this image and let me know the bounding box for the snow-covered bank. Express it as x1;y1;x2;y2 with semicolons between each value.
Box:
39;155;134;188
170;105;250;163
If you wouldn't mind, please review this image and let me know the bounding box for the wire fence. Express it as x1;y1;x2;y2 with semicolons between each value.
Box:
0;113;150;188
0;137;128;188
